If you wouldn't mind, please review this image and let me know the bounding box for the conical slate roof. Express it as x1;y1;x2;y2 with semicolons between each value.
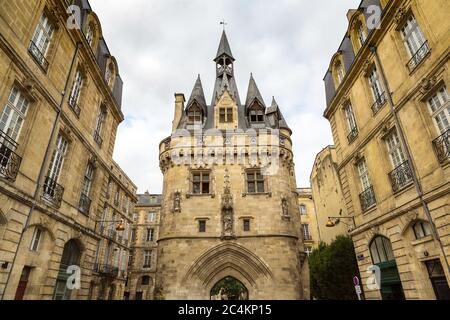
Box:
187;75;207;114
214;30;234;61
245;74;266;111
266;97;291;133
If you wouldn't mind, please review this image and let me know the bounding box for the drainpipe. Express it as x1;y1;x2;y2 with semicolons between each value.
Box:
1;42;81;300
371;46;450;275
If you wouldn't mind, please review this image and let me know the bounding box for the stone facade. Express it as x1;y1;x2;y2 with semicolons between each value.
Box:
310;146;349;244
322;0;450;300
125;193;161;300
156;31;308;300
297;188;319;254
0;0;136;300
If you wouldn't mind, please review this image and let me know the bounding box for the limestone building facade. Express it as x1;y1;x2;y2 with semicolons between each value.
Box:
297;188;319;255
310;146;349;245
156;31;308;300
0;0;136;300
322;0;450;300
125;193;161;300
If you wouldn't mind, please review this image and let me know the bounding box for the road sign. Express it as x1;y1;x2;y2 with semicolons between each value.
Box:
353;276;360;286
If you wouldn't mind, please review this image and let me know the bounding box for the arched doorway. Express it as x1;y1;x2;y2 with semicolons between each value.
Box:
369;236;405;300
210;276;249;300
53;240;82;300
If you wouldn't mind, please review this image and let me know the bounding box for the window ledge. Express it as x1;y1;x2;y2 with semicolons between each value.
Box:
186;193;215;198
411;235;433;246
242;192;272;197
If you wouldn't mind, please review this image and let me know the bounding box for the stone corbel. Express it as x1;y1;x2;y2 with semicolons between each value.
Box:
362;60;374;77
352;151;364;165
419;75;438;97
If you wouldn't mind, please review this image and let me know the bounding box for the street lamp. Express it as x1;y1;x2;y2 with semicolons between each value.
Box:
326;216;356;231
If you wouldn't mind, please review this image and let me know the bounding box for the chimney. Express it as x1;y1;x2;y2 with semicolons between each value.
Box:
172;93;185;132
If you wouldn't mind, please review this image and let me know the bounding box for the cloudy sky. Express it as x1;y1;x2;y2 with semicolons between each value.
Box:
90;0;358;193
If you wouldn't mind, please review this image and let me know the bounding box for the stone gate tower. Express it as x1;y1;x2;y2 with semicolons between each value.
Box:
156;31;307;300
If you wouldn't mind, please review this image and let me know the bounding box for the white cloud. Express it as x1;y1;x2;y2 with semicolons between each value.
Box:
90;0;358;193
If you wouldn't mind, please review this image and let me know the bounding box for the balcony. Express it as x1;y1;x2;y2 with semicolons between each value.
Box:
433;129;450;163
407;41;430;73
388;160;414;193
93;263;119;278
79;193;91;215
371;92;386;115
28;41;49;72
347;127;359;144
0;131;22;181
68;97;81;118
42;176;64;207
359;186;376;212
94;130;103;148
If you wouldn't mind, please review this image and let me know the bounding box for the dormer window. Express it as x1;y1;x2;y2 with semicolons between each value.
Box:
105;63;115;88
336;61;345;84
357;23;367;46
85;23;94;47
219;107;233;123
249;102;264;123
187;103;203;124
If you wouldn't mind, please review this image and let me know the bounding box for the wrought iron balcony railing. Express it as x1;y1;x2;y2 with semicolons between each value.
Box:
359;186;376;212
347;127;359;144
433;128;450;163
371;92;386;115
68;97;81;118
0;130;22;181
93;263;119;278
407;41;430;72
42;176;64;207
28;41;49;72
388;160;414;193
93;130;103;148
79;193;91;215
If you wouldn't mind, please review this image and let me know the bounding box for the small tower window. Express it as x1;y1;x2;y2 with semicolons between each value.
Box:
187;104;202;124
198;220;206;233
192;171;210;194
243;219;250;232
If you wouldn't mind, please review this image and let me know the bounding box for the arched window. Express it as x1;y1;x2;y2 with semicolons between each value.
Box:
187;103;203;124
335;61;345;85
141;275;152;286
85;22;95;47
54;240;82;300
370;236;395;264
412;220;432;239
299;204;307;215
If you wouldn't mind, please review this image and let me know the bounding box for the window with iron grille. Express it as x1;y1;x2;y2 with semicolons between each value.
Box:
357;158;371;192
81;162;95;198
30;13;54;67
246;170;265;193
368;67;384;103
192;171;210;194
400;15;426;58
44;134;68;196
345;104;358;132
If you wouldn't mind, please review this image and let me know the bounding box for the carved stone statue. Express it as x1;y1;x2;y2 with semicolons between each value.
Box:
281;197;290;218
173;191;181;213
221;169;235;239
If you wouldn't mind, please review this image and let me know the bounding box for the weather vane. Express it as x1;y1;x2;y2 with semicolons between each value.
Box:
220;19;227;30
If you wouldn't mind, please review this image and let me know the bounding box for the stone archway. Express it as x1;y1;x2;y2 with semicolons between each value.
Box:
210;276;249;300
182;242;272;299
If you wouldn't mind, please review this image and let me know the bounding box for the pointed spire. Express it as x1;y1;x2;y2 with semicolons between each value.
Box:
187;74;207;113
245;73;266;111
214;30;234;61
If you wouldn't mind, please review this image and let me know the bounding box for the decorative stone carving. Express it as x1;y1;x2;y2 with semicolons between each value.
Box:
281;196;290;219
362;60;374;77
221;169;235;239
394;6;407;27
419;76;437;95
173;191;181;213
22;77;38;98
